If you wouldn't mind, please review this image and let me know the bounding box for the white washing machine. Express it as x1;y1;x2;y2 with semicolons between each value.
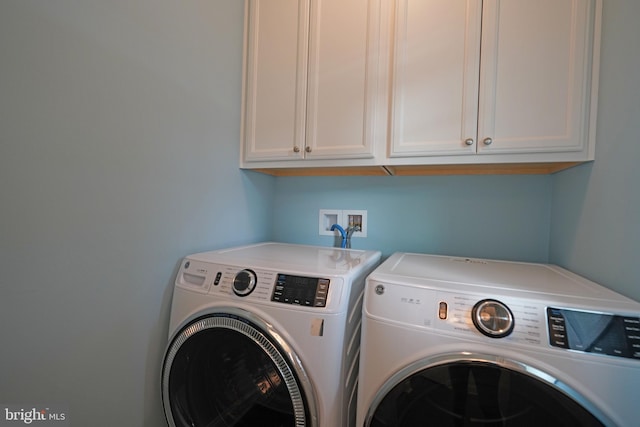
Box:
357;252;640;427
161;242;381;427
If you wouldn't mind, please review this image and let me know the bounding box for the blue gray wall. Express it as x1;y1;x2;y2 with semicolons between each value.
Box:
0;1;274;426
550;0;640;301
273;175;552;262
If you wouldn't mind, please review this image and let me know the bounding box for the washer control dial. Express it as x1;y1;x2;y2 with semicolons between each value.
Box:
472;299;514;338
233;269;257;297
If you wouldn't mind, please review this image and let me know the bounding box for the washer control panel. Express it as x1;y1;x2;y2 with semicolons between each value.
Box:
177;259;336;309
271;274;331;307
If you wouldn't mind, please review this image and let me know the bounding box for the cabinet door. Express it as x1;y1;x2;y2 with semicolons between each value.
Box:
243;0;308;161
305;0;384;159
478;0;594;155
389;0;482;157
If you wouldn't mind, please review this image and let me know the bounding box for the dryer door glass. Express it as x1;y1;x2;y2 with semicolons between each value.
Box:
367;361;605;427
163;314;310;427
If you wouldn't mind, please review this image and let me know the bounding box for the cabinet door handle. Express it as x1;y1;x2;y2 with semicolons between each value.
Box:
483;137;493;146
293;146;301;153
464;138;474;146
305;146;312;153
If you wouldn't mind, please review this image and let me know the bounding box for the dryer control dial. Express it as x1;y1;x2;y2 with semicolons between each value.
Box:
233;269;257;297
472;299;514;338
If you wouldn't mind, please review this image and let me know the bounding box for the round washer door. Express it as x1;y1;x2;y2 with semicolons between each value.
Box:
162;309;317;427
365;355;608;427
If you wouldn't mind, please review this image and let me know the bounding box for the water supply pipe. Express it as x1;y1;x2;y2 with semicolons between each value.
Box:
330;224;347;248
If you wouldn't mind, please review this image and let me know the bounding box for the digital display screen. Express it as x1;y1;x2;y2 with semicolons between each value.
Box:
271;274;330;307
547;307;640;360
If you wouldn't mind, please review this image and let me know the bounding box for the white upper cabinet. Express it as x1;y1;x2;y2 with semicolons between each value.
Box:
242;0;307;162
241;0;601;175
390;0;482;157
242;0;388;163
389;0;601;162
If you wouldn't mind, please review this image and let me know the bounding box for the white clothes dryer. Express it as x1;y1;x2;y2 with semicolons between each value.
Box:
357;252;640;427
162;242;380;427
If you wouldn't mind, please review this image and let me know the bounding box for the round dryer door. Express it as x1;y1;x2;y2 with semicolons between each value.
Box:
365;358;606;427
162;310;316;427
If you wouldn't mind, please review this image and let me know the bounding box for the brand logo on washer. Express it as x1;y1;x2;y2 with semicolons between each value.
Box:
375;284;385;295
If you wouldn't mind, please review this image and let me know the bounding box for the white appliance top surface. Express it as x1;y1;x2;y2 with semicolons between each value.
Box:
187;242;381;276
371;252;639;307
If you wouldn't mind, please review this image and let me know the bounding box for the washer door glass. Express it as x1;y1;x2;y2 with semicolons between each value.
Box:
368;361;604;427
163;314;310;427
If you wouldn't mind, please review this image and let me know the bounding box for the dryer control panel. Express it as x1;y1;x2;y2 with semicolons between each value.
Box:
366;279;640;361
366;281;546;348
547;307;640;360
